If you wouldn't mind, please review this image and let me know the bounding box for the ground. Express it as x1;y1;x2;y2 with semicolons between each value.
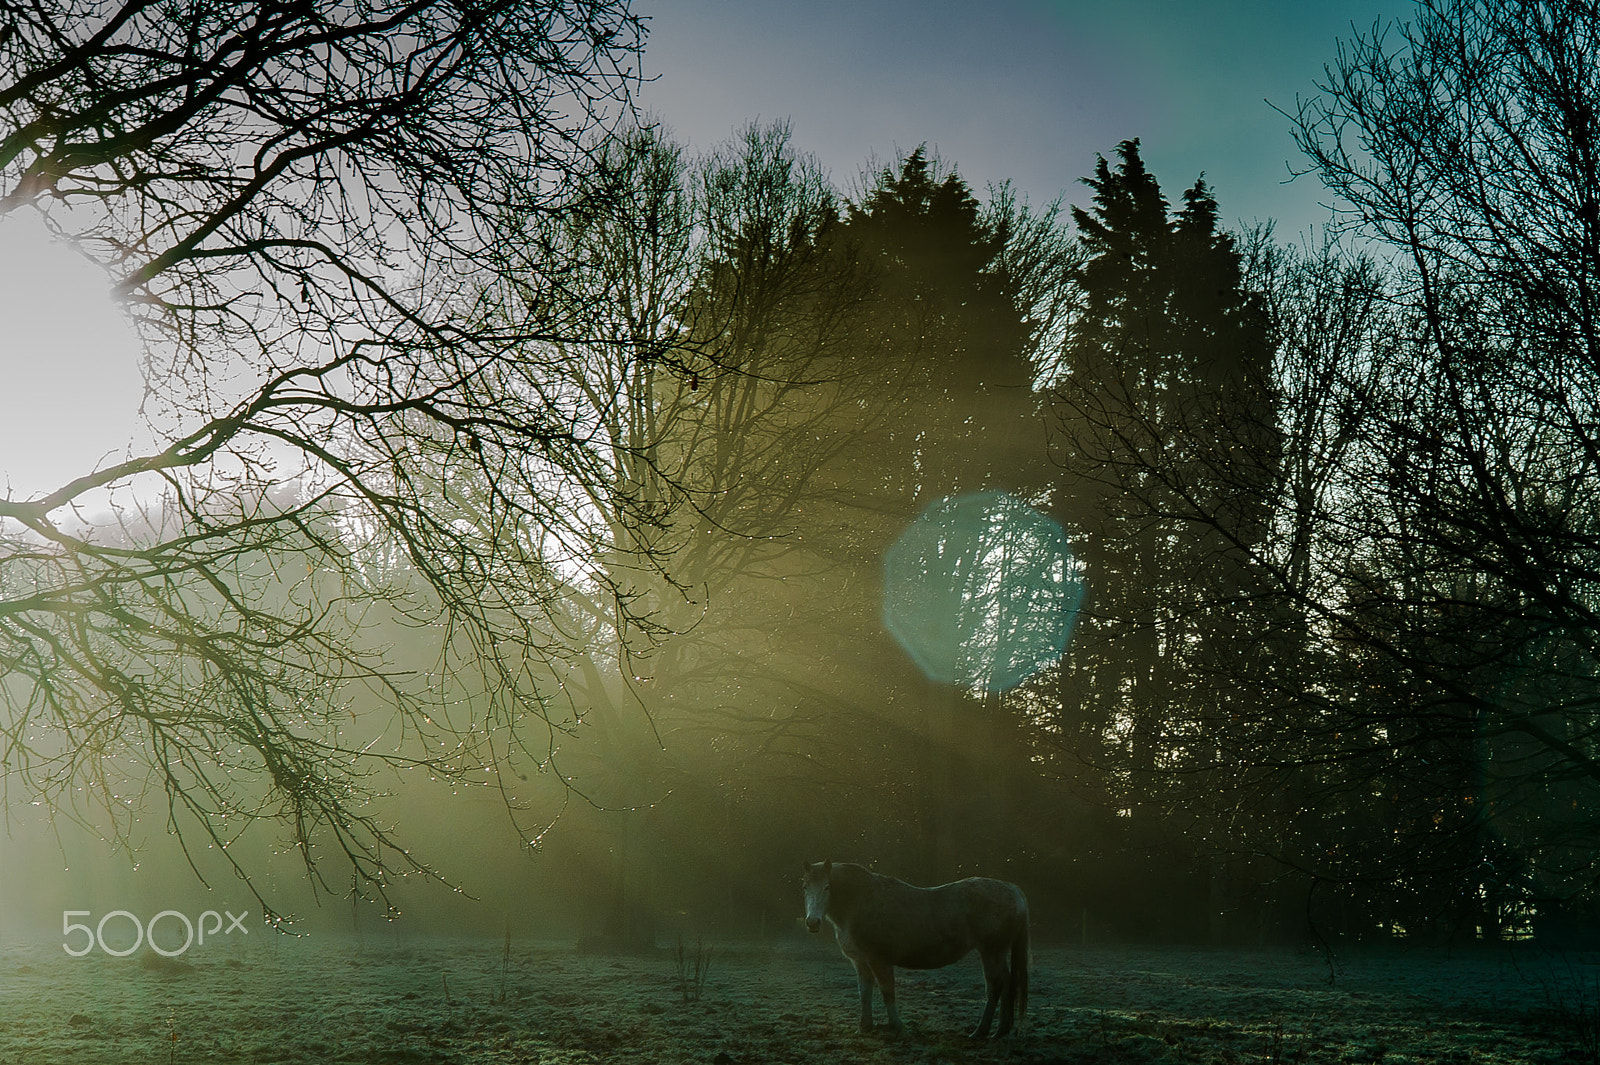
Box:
0;933;1591;1063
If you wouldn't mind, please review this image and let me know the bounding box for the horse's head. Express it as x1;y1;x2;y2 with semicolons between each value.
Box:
801;859;832;932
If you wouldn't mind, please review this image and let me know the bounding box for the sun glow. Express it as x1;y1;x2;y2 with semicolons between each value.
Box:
0;212;144;503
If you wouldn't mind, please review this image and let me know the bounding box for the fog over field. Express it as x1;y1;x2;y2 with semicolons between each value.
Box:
0;938;1587;1064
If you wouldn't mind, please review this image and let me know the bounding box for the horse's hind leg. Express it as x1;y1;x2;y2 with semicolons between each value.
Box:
851;958;875;1032
995;953;1017;1037
969;947;1007;1039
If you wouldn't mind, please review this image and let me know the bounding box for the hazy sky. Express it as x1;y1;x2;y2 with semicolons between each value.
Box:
0;213;145;502
0;0;1415;501
632;0;1415;232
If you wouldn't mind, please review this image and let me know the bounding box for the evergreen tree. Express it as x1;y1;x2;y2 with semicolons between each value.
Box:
788;150;1064;881
836;148;1044;508
1046;139;1279;941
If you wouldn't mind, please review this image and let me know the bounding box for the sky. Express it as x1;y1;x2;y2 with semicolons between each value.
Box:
0;0;1416;503
0;212;145;502
630;0;1415;234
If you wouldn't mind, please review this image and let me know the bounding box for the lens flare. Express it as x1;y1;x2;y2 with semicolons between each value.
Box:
882;491;1083;692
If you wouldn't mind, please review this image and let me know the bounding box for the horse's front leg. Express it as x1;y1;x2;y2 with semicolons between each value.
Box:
851;958;875;1032
867;958;904;1033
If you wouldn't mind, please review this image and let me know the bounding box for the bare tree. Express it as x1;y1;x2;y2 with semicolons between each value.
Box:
414;119;899;941
0;0;649;917
1281;0;1600;931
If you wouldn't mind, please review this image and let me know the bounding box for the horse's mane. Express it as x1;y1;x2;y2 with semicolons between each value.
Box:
827;862;878;913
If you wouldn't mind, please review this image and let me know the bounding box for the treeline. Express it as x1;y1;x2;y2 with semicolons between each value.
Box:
4;0;1596;950
508;2;1600;949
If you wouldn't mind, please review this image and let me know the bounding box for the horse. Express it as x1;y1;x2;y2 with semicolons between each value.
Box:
801;859;1029;1038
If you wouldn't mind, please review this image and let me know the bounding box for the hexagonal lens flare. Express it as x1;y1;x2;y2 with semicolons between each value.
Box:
883;491;1084;692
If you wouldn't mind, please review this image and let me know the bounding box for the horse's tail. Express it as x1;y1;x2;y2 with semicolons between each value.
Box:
1012;904;1030;1022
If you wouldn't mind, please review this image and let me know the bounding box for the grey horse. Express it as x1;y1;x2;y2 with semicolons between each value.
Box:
802;860;1029;1038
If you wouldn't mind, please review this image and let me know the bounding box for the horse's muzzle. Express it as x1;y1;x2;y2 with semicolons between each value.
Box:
805;917;821;933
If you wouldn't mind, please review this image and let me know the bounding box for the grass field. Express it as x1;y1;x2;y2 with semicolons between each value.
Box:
0;932;1591;1063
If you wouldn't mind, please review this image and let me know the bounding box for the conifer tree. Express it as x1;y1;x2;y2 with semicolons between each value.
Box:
838;148;1044;508
1047;139;1279;940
